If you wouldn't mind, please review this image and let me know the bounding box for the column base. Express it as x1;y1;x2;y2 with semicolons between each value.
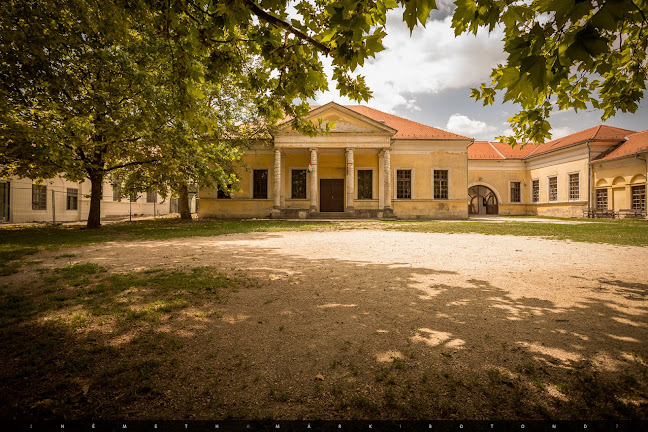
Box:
309;206;318;213
271;208;283;219
382;207;394;218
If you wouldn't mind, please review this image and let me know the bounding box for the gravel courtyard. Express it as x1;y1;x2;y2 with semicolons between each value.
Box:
3;228;648;419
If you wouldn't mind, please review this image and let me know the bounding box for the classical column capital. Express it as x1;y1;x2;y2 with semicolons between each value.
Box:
309;147;318;153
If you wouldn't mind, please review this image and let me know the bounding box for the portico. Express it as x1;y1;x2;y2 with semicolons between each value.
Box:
270;104;397;218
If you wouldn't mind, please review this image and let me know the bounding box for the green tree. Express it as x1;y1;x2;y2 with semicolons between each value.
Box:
452;0;648;144
0;0;186;228
1;0;439;227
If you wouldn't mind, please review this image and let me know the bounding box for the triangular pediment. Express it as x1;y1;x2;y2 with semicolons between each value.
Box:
278;102;397;136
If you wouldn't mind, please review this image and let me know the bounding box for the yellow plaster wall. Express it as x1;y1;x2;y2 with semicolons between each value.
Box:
528;159;588;204
393;200;468;219
468;168;530;202
199;199;273;218
391;152;467;201
199;152;275;218
592;158;647;211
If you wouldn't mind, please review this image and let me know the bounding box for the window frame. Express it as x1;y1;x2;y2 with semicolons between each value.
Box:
433;169;449;200
596;188;608;209
32;184;47;210
112;183;122;202
66;188;78;210
631;185;646;211
290;168;308;200
548;176;558;202
509;181;521;203
531;179;539;203
395;168;413;200
146;191;157;203
568;172;580;201
356;168;374;200
252;169;269;199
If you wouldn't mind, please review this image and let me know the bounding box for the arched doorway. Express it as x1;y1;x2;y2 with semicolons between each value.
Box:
469;185;498;215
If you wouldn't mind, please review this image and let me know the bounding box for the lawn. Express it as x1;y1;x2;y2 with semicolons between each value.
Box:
0;217;646;420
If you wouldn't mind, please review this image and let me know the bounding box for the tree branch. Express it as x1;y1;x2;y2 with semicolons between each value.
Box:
104;159;159;172
239;0;331;54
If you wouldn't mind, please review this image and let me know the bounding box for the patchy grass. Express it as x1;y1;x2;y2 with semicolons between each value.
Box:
0;218;331;275
387;218;648;247
0;264;249;419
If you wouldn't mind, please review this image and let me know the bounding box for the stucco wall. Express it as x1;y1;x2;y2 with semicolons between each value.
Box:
592;157;647;211
2;176;170;223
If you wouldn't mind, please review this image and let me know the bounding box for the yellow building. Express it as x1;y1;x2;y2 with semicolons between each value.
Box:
591;130;648;214
469;125;647;217
197;103;646;220
199;103;472;219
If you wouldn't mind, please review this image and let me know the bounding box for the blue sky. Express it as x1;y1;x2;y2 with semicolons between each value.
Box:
311;3;647;141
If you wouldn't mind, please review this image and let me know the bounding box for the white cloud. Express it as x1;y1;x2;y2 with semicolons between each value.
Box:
446;114;497;138
313;10;506;113
550;126;574;139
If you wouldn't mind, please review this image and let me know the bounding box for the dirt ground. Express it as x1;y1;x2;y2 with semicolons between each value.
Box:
3;229;648;420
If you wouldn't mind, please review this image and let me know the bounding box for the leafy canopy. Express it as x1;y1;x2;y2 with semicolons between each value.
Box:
452;0;648;144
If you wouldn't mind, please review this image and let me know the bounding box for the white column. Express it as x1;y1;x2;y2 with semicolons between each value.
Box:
346;148;354;211
309;148;318;212
273;149;281;209
383;149;392;212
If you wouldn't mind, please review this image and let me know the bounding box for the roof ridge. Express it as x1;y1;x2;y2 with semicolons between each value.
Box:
487;141;506;159
350;105;470;137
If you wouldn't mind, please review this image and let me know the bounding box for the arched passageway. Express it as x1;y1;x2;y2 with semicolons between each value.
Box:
469;185;498;215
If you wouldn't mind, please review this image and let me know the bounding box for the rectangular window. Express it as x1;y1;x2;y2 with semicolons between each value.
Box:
32;184;47;210
396;169;411;199
147;192;157;203
112;183;121;202
596;189;608;209
66;188;78;210
548;176;558;201
433;170;449;199
253;169;268;199
569;173;580;200
632;185;646;211
357;170;372;199
532;179;539;203
291;169;307;199
130;192;138;202
510;181;521;203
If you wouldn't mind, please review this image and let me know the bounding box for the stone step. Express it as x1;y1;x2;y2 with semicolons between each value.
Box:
308;212;356;219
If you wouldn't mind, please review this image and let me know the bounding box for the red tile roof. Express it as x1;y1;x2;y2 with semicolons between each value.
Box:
529;125;635;157
341;105;470;140
593;129;648;161
468;141;539;160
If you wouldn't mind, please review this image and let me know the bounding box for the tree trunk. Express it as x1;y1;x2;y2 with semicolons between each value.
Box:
178;182;192;220
86;171;103;229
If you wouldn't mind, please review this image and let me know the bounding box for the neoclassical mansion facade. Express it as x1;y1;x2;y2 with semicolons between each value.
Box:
198;102;647;219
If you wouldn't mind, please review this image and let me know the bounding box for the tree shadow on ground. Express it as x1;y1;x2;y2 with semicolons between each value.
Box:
0;234;646;420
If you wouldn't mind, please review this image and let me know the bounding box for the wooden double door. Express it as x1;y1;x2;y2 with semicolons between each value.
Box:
320;179;344;212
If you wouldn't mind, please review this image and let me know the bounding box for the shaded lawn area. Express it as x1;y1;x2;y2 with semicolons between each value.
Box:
387;219;648;247
0;219;331;275
0;247;647;420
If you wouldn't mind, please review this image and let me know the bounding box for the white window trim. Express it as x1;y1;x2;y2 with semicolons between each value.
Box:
508;180;522;203
393;167;414;200
432;168;451;200
355;167;376;200
567;171;580;201
289;167;309;200
547;175;558;202
250;168;270;200
531;178;540;203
